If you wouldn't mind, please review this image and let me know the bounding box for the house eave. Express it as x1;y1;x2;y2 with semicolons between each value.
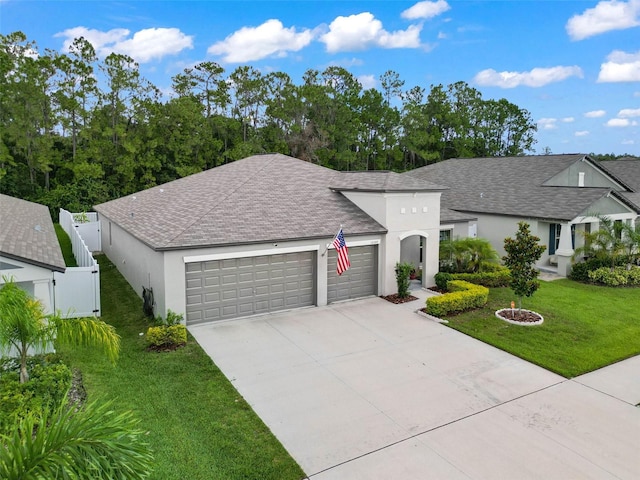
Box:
0;251;66;273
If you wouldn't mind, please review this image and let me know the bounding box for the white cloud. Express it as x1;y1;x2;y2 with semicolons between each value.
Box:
575;130;590;136
320;12;422;52
622;139;635;144
437;31;448;39
562;117;575;123
358;74;377;90
55;26;193;63
598;49;640;82
538;118;558;130
208;19;313;63
618;108;640;117
474;65;583;88
401;1;451;20
606;118;639;127
566;0;640;41
585;109;607;118
634;91;640;97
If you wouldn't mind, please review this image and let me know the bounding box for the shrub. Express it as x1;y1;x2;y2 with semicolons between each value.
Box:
146;324;187;349
153;309;184;326
425;280;489;317
478;261;503;273
587;266;640;286
0;359;72;434
434;272;453;291
395;262;414;299
570;256;629;282
450;267;511;288
626;267;640;285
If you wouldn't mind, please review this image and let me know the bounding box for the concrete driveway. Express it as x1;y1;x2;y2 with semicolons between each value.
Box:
189;296;640;479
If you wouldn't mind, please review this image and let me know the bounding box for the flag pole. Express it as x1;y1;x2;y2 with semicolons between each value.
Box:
321;224;343;257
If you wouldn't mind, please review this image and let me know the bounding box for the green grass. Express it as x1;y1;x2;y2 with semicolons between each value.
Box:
54;224;78;267
443;279;640;378
58;255;305;480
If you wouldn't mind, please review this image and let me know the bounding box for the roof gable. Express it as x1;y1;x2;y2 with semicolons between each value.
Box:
404;154;637;220
542;156;630;190
0;194;65;272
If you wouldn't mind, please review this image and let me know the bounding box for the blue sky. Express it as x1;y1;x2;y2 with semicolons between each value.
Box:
2;0;639;156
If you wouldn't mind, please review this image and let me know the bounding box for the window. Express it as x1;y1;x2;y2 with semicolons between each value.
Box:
439;230;452;242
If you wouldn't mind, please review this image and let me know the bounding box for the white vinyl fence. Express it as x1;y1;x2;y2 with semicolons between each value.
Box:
55;209;101;317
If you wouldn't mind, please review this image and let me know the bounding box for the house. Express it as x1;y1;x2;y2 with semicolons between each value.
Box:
405;154;640;276
94;154;447;324
0;194;66;313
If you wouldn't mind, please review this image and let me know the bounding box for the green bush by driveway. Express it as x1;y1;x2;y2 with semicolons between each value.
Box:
443;279;640;378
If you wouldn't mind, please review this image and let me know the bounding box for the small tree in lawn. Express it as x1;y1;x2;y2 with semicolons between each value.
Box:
503;222;545;312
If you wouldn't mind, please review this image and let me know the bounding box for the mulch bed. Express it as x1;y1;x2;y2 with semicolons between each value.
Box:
496;308;543;324
68;368;87;409
146;343;185;353
381;294;418;304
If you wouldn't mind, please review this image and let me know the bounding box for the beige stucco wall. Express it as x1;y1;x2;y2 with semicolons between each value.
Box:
100;215;166;317
341;191;442;292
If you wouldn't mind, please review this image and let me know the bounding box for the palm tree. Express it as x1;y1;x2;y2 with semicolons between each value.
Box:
440;237;499;273
622;221;640;265
0;397;153;479
0;279;120;383
573;216;629;268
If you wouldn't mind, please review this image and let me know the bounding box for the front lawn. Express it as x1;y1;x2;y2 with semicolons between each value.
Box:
443;279;640;378
58;256;304;480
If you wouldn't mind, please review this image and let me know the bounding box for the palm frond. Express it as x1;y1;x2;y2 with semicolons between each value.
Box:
52;317;121;365
0;398;153;479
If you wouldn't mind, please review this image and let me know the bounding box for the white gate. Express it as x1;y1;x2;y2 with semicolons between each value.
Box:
55;209;101;317
54;267;100;317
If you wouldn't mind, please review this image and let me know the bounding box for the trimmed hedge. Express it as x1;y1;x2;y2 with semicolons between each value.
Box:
449;267;511;288
426;280;489;317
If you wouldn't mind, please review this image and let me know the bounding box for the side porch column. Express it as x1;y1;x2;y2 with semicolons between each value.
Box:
555;222;574;277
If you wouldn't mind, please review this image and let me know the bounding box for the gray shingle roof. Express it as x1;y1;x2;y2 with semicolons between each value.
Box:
95;154;390;250
404;154;635;221
598;159;640;191
440;208;477;223
0;194;65;272
330;170;448;192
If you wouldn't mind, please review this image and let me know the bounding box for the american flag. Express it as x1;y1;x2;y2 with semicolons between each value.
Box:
333;228;350;276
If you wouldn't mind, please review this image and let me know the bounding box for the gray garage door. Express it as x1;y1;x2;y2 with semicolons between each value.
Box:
185;251;316;325
327;245;377;303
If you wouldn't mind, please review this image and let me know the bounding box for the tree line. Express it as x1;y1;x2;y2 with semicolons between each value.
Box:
1;31;539;214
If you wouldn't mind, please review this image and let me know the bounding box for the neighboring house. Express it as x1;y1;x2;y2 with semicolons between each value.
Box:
95;154;447;324
0;194;66;313
405;154;640;276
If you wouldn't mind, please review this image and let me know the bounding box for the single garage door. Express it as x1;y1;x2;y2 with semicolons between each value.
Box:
327;245;377;303
185;251;316;325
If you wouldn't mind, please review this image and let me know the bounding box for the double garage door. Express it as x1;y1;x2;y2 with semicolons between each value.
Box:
185;245;378;325
185;252;315;325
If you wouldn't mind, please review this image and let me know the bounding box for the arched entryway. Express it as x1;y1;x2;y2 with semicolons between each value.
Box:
399;230;429;287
